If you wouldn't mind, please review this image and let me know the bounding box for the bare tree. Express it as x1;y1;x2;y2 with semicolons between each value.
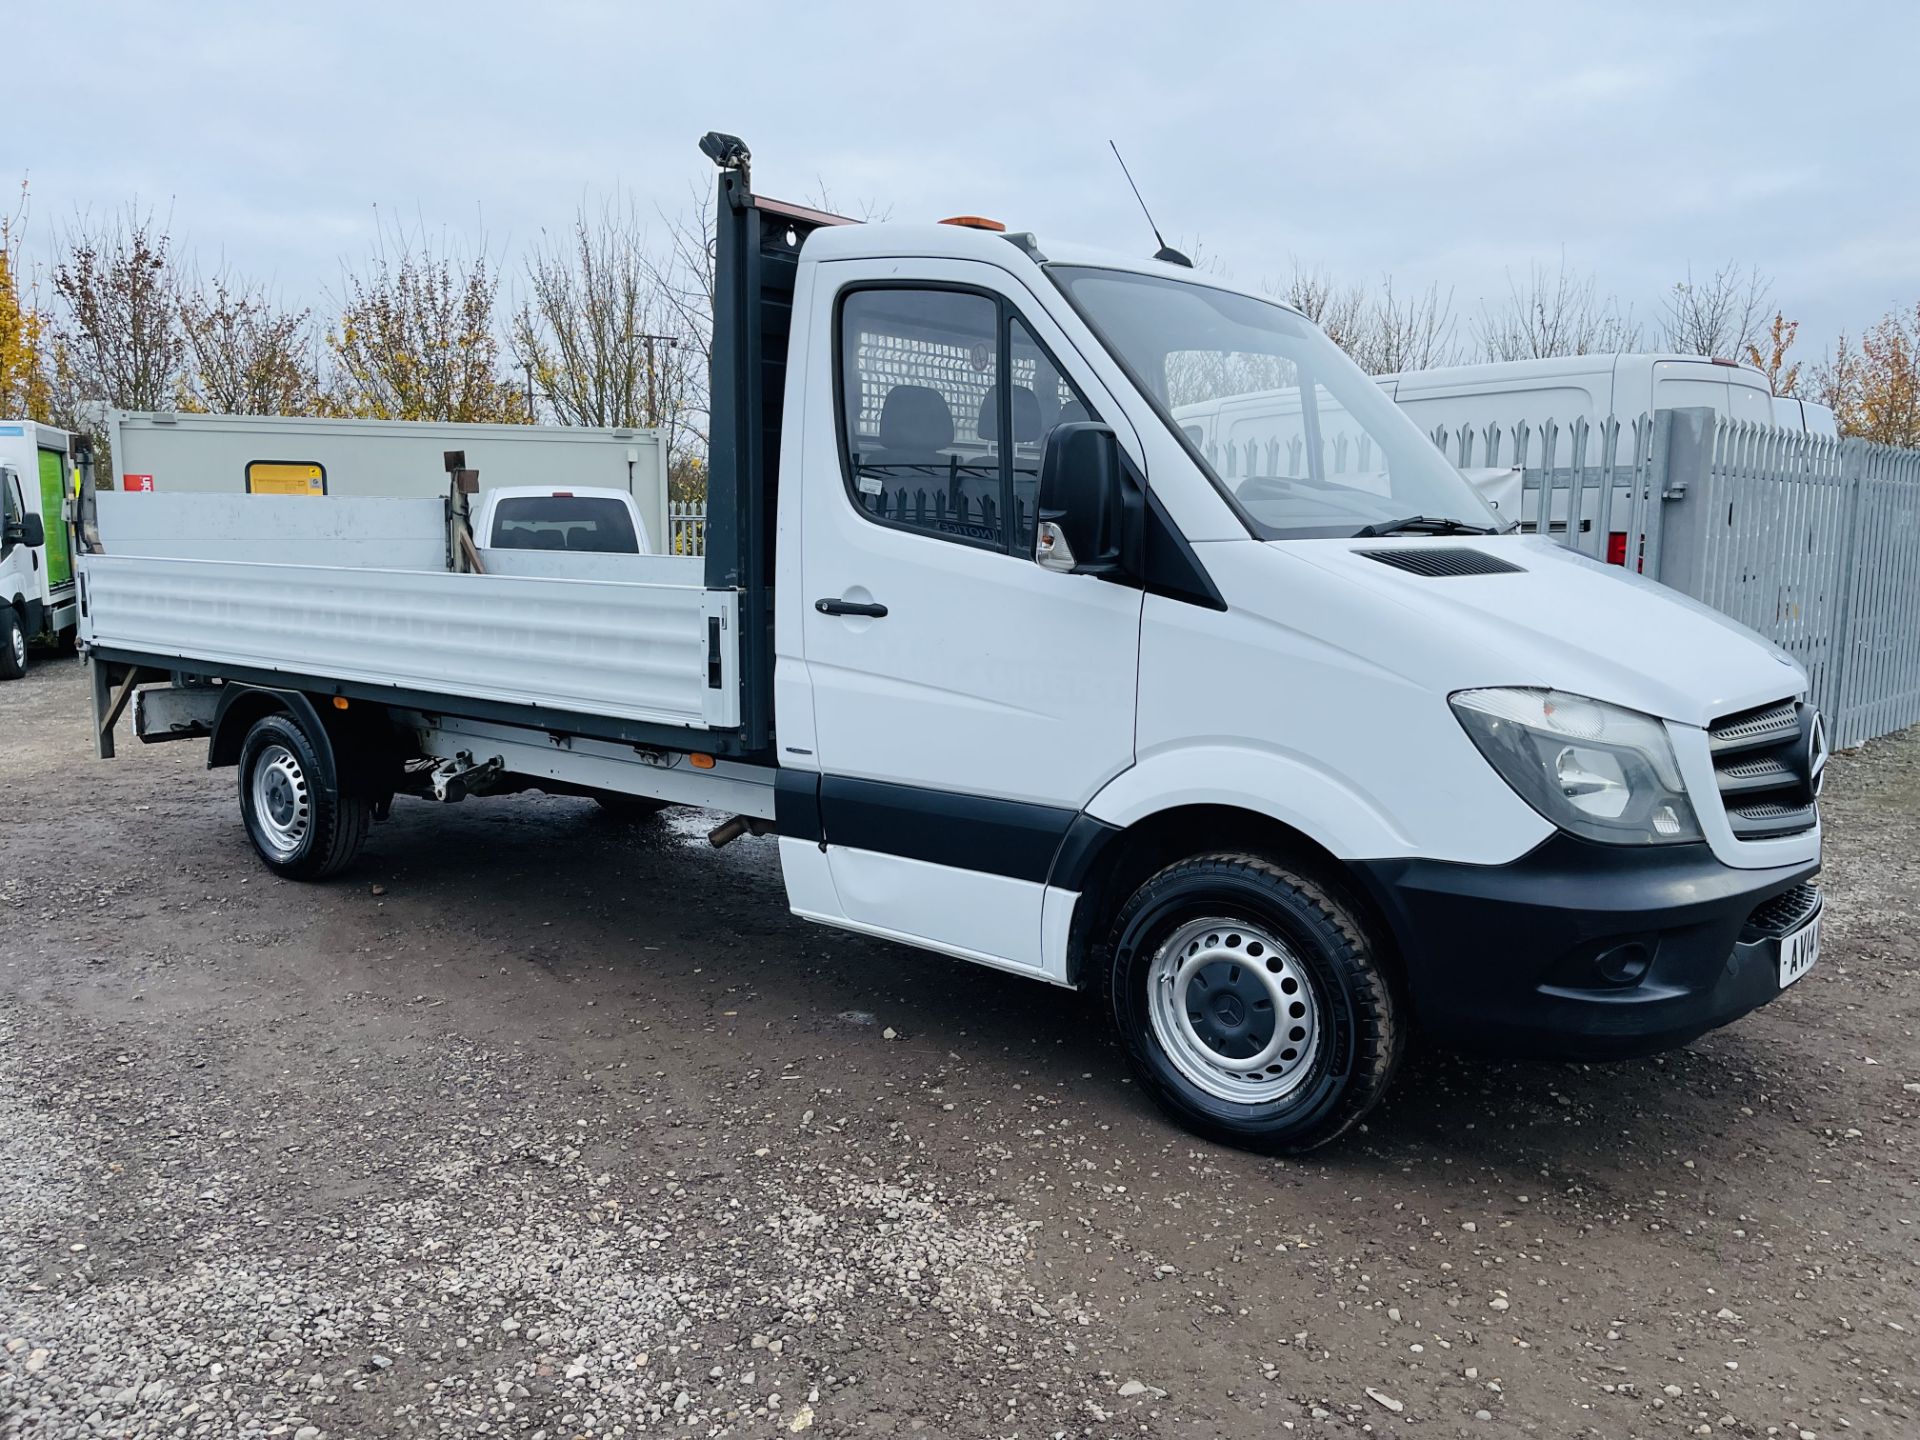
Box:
329;221;528;424
511;196;699;449
1353;277;1458;375
177;266;325;415
1273;263;1370;356
643;184;718;451
48;205;186;447
1660;262;1772;359
1472;257;1641;361
1271;263;1459;375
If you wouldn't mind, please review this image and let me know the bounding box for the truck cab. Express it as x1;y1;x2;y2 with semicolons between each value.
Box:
747;168;1820;1149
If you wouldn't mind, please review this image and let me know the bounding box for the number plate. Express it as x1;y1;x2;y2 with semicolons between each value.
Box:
1778;912;1820;989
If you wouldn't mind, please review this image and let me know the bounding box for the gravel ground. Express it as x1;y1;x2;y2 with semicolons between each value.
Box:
1;657;1916;1439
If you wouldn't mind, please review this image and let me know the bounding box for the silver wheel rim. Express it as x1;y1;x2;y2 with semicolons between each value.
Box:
1147;915;1323;1105
250;743;312;858
9;627;22;668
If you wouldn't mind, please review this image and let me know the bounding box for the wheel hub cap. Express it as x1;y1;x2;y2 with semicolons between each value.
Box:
250;744;312;857
1147;916;1323;1105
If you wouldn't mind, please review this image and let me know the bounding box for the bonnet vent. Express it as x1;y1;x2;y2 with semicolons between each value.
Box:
1360;547;1526;577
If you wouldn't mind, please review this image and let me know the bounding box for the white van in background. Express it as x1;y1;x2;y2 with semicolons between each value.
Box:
1374;353;1829;450
1772;395;1840;437
1174;353;1837;558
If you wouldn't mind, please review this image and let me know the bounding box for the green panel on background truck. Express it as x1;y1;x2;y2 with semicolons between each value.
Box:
38;446;71;586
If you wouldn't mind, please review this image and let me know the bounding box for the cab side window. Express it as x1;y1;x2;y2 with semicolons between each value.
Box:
1;472;20;548
838;288;1099;555
840;288;1005;549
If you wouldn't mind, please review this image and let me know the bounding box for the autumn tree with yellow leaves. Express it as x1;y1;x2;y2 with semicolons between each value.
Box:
1745;312;1801;399
0;182;51;420
1812;303;1920;448
329;226;528;424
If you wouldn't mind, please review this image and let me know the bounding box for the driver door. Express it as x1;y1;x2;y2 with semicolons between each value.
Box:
789;260;1143;979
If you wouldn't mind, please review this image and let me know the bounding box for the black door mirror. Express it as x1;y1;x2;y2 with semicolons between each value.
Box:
17;513;45;549
1036;422;1130;575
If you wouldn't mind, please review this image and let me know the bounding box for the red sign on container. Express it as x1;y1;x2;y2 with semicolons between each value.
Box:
123;474;155;492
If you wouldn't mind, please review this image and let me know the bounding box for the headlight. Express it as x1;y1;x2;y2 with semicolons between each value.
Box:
1450;688;1701;845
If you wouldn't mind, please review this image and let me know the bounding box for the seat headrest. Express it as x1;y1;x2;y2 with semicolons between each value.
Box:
976;387;1043;444
878;385;956;453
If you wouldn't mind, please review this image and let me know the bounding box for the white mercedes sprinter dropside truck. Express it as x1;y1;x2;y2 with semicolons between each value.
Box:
77;134;1825;1152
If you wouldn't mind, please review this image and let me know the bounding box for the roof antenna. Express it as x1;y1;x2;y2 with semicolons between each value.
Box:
1110;141;1192;268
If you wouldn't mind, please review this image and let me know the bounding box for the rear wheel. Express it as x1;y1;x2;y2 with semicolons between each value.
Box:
237;712;370;878
1099;851;1403;1153
0;608;25;679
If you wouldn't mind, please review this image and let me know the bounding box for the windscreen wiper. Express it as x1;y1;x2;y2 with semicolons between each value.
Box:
1351;514;1500;538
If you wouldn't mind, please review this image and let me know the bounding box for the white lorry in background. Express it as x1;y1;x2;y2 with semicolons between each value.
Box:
1178;354;1837;550
0;420;77;679
107;412;671;553
75;134;1825;1154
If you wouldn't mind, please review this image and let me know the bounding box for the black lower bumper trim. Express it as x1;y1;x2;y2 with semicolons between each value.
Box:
1354;835;1820;1060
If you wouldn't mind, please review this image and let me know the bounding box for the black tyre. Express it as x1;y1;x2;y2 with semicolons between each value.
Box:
0;607;24;680
594;793;671;818
1099;851;1403;1153
237;712;370;879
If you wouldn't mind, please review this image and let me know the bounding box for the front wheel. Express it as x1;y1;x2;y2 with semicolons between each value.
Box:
237;712;370;879
0;608;25;680
1099;852;1403;1153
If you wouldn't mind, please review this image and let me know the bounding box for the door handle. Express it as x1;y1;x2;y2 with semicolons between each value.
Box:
815;597;888;618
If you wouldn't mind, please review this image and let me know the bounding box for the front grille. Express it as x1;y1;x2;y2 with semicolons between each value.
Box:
1741;883;1821;940
1360;547;1526;577
1707;699;1819;840
1709;699;1799;750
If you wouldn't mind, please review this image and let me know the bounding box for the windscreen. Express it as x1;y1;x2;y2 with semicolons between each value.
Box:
1049;266;1499;539
489;496;641;553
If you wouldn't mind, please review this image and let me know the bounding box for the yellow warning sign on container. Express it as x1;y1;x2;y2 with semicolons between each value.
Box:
245;461;327;496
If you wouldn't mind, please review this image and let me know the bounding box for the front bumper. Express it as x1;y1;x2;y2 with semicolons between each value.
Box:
1355;835;1820;1059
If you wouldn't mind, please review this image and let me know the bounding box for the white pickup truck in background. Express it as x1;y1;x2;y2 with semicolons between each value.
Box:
471;485;658;583
74;134;1825;1153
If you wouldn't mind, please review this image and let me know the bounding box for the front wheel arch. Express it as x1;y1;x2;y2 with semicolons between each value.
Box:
1060;803;1403;996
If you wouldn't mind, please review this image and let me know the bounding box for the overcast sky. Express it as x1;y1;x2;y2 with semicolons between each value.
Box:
10;2;1918;360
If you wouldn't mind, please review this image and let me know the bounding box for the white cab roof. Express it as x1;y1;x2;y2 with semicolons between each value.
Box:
799;222;1307;317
